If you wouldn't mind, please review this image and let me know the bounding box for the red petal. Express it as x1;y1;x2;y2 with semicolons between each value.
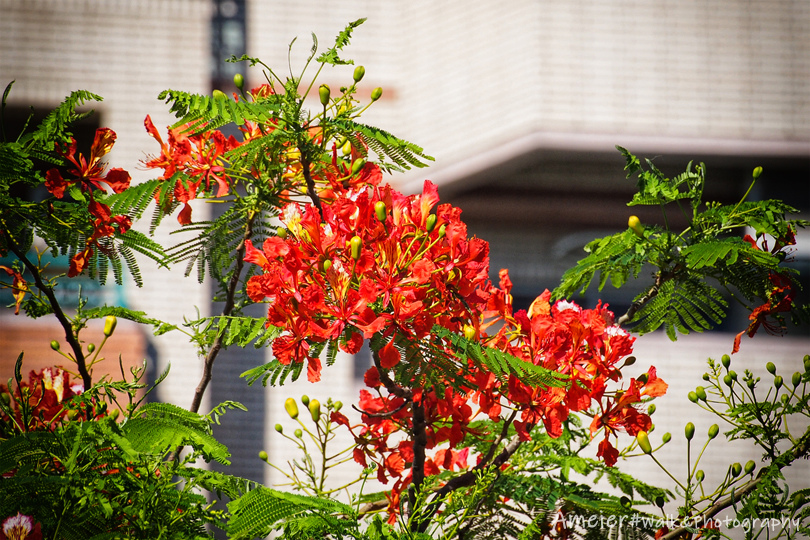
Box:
103;168;131;193
378;339;400;369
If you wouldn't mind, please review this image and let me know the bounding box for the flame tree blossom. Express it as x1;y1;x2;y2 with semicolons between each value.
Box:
246;177;667;518
43;128;132;276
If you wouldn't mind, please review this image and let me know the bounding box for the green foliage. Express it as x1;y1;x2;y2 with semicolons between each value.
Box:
555;146;808;339
0;391;240;539
227;487;356;539
0;83;165;289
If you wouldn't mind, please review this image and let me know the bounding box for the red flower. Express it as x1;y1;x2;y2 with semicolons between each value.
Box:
45;128;130;198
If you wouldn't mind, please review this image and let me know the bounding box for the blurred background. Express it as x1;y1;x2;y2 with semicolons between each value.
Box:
2;0;809;531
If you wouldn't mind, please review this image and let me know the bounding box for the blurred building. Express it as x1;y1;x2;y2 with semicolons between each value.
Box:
2;0;809;527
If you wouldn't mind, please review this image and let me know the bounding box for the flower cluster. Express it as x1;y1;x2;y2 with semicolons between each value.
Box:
244;179;490;382
247;174;667;518
44;128;132;276
480;273;668;466
143;115;240;224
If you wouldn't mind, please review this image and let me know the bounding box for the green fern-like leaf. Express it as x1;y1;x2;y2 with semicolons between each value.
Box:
30;89;103;148
124;402;230;464
554;230;647;299
630;278;727;339
315;18;367;66
349;122;434;172
227;487;355;539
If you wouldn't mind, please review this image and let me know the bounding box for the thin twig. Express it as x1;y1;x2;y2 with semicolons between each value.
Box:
659;429;810;540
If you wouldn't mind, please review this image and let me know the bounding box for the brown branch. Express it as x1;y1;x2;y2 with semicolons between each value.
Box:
2;229;91;390
616;270;673;327
188;210;257;414
371;349;413;401
300;154;323;220
414;415;526;533
409;396;427;526
352;400;408;418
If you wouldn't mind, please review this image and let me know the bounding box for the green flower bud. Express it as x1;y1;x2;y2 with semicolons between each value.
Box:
695;386;707;401
688;391;699;403
731;462;742;477
274;423;283;433
636;431;652;454
721;354;731;369
774;375;783;390
259;450;268;461
233;73;245;90
301;395;310;407
438;224;446;238
685;422;695;441
309;399;321;422
655;495;665;508
804;355;810;373
284;397;299;419
374;201;387;223
702;372;711;381
728;370;737;380
351;157;366;175
753;166;763;179
103;315;117;337
662;432;672;444
350;236;362;260
341;139;352;155
425;214;437;233
319;84;330;106
277;226;288;239
767;362;777;375
353;65;365;83
708;424;719;439
744;460;756;475
696;470;705;482
87;343;95;353
50;340;60;351
109;408;120;421
212;89;227;100
370;87;383;101
333;401;343;411
792;372;802;387
723;374;733;387
294;428;303;438
648;404;656;415
321;259;332;272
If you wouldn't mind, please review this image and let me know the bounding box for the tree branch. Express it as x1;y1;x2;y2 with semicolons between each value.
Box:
300;154;324;220
2;229;92;390
188;210;257;414
617;270;673;326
